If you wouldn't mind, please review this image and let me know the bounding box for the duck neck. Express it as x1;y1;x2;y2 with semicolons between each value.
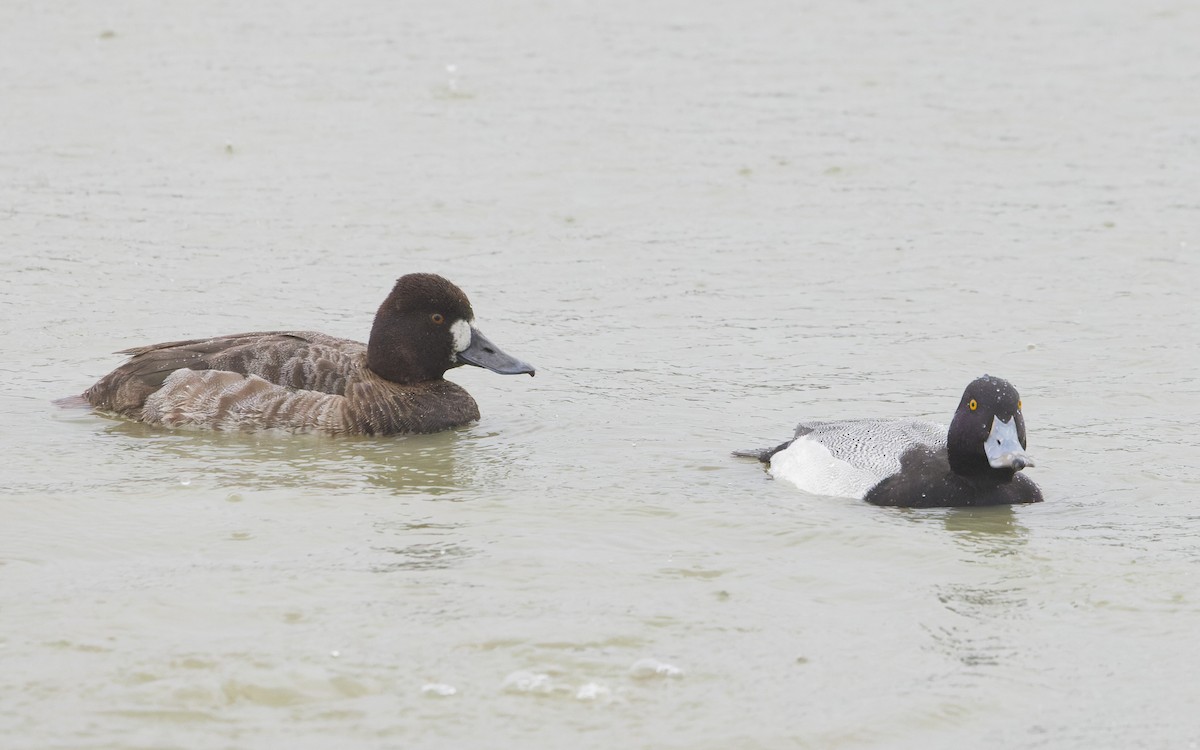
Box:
366;313;447;385
947;415;1013;481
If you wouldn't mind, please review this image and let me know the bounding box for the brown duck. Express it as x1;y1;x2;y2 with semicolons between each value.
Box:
75;273;535;435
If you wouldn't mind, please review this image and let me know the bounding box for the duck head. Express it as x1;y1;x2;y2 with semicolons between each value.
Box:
947;375;1034;478
367;273;535;384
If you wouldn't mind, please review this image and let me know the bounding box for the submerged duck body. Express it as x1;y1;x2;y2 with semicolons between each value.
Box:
741;376;1042;508
79;274;535;435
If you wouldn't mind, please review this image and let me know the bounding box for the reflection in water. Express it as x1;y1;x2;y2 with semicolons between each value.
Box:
74;418;536;578
83;419;533;575
93;418;524;497
941;505;1029;556
890;505;1030;555
889;506;1039;676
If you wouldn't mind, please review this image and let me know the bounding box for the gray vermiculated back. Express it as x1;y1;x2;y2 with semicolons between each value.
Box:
794;418;946;480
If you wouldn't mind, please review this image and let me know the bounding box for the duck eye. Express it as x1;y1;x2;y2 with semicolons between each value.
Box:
968;399;978;411
430;313;445;325
1018;400;1022;411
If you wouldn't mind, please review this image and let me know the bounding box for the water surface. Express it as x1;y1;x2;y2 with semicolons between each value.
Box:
2;0;1199;747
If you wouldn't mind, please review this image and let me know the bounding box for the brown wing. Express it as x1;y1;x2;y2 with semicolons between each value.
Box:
84;330;367;416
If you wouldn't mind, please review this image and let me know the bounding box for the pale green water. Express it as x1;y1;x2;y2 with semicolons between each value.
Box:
2;0;1199;748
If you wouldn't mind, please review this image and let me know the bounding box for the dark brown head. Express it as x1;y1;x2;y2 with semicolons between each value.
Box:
366;273;535;384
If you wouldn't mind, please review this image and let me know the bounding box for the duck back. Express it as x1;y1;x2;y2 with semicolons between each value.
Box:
84;331;361;416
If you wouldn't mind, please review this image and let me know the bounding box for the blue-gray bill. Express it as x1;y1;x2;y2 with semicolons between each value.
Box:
458;328;536;376
985;416;1033;470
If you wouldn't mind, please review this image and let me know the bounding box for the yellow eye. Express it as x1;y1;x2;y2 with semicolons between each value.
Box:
431;313;445;324
1018;400;1022;410
968;399;978;411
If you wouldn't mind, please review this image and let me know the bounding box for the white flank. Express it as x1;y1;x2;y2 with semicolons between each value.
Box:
769;438;881;500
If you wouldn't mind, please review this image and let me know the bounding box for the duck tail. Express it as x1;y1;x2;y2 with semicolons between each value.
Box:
732;440;792;464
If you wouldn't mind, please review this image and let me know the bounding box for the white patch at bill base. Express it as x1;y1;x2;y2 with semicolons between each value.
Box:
450;319;473;357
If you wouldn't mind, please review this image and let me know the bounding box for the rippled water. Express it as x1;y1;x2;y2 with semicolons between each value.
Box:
2;0;1199;747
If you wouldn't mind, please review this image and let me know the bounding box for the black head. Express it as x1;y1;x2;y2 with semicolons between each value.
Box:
946;375;1033;478
366;274;535;384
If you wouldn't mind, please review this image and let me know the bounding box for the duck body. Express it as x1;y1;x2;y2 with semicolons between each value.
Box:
742;376;1042;508
762;418;947;499
85;331;481;435
77;274;534;435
